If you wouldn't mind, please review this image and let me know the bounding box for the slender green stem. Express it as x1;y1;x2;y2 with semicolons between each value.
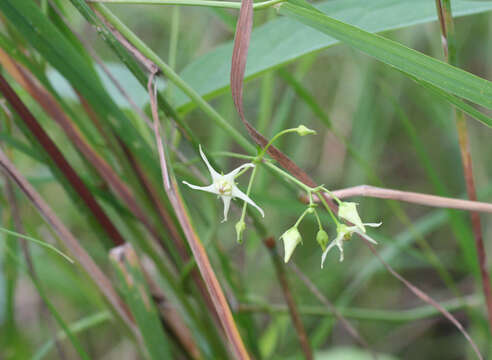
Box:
239;166;258;225
0;227;74;263
315;190;339;226
313;208;323;231
264;162;311;192
320;186;342;205
88;0;285;10
257;128;299;160
294;207;311;227
93;3;255;153
234;164;255;179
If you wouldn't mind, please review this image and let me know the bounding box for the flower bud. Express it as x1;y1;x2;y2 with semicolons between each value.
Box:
316;229;329;250
235;220;246;243
295;125;316;136
338;202;365;232
280;227;302;263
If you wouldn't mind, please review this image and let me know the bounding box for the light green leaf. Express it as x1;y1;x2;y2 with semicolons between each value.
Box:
175;0;492;110
278;0;492;110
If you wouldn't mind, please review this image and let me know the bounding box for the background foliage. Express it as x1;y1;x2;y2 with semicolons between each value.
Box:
0;0;491;359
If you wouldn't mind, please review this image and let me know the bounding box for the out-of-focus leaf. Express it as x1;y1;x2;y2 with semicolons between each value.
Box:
315;347;398;360
175;0;492;110
46;63;164;109
278;0;492;111
110;244;172;360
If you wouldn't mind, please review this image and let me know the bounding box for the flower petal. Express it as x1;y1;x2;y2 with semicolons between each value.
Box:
199;145;220;181
336;241;344;262
281;227;302;263
338;202;365;232
321;234;343;268
321;241;336;268
221;195;232;222
225;163;255;180
364;222;382;228
231;187;264;217
357;231;378;245
182;181;217;195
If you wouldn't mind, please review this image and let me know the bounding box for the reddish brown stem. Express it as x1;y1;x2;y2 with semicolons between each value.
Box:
264;238;313;360
306;185;492;213
148;74;249;359
457;117;492;330
0;72;125;247
0;148;137;336
289;263;375;357
435;0;492;333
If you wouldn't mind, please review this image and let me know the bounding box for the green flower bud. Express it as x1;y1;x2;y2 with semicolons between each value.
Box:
295;125;316;136
316;229;329;250
235;220;246;243
280;227;302;263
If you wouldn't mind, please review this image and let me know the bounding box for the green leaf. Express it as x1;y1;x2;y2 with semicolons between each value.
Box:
0;0;158;176
278;0;492;109
110;245;172;360
0;227;74;263
175;0;492;110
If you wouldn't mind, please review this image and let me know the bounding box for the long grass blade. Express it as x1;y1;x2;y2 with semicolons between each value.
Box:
0;148;138;337
277;0;492;111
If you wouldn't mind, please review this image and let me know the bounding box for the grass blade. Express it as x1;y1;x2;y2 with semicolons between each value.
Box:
176;0;492;109
110;244;172;359
277;0;492;110
0;148;138;338
0;227;73;263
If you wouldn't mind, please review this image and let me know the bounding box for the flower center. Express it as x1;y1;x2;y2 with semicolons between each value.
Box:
216;179;233;196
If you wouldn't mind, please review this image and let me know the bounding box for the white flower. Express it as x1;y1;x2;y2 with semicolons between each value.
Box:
182;145;264;222
321;221;381;267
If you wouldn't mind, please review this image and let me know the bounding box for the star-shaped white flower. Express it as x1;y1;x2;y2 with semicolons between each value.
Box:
182;145;264;222
321;221;381;267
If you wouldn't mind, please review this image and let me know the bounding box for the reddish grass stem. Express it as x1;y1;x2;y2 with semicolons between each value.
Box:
306;185;492;213
0;72;126;247
264;238;313;360
148;74;250;359
434;0;492;333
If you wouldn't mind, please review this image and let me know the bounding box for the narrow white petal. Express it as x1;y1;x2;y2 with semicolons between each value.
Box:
199;145;220;180
337;242;344;262
364;222;382;228
221;196;232;222
231;187;265;217
321;241;337;268
225;163;254;180
182;181;218;195
357;231;378;245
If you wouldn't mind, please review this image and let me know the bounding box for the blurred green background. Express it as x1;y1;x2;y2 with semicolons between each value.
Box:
1;1;491;359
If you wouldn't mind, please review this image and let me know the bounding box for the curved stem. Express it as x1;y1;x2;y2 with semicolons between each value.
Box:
257;128;298;160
